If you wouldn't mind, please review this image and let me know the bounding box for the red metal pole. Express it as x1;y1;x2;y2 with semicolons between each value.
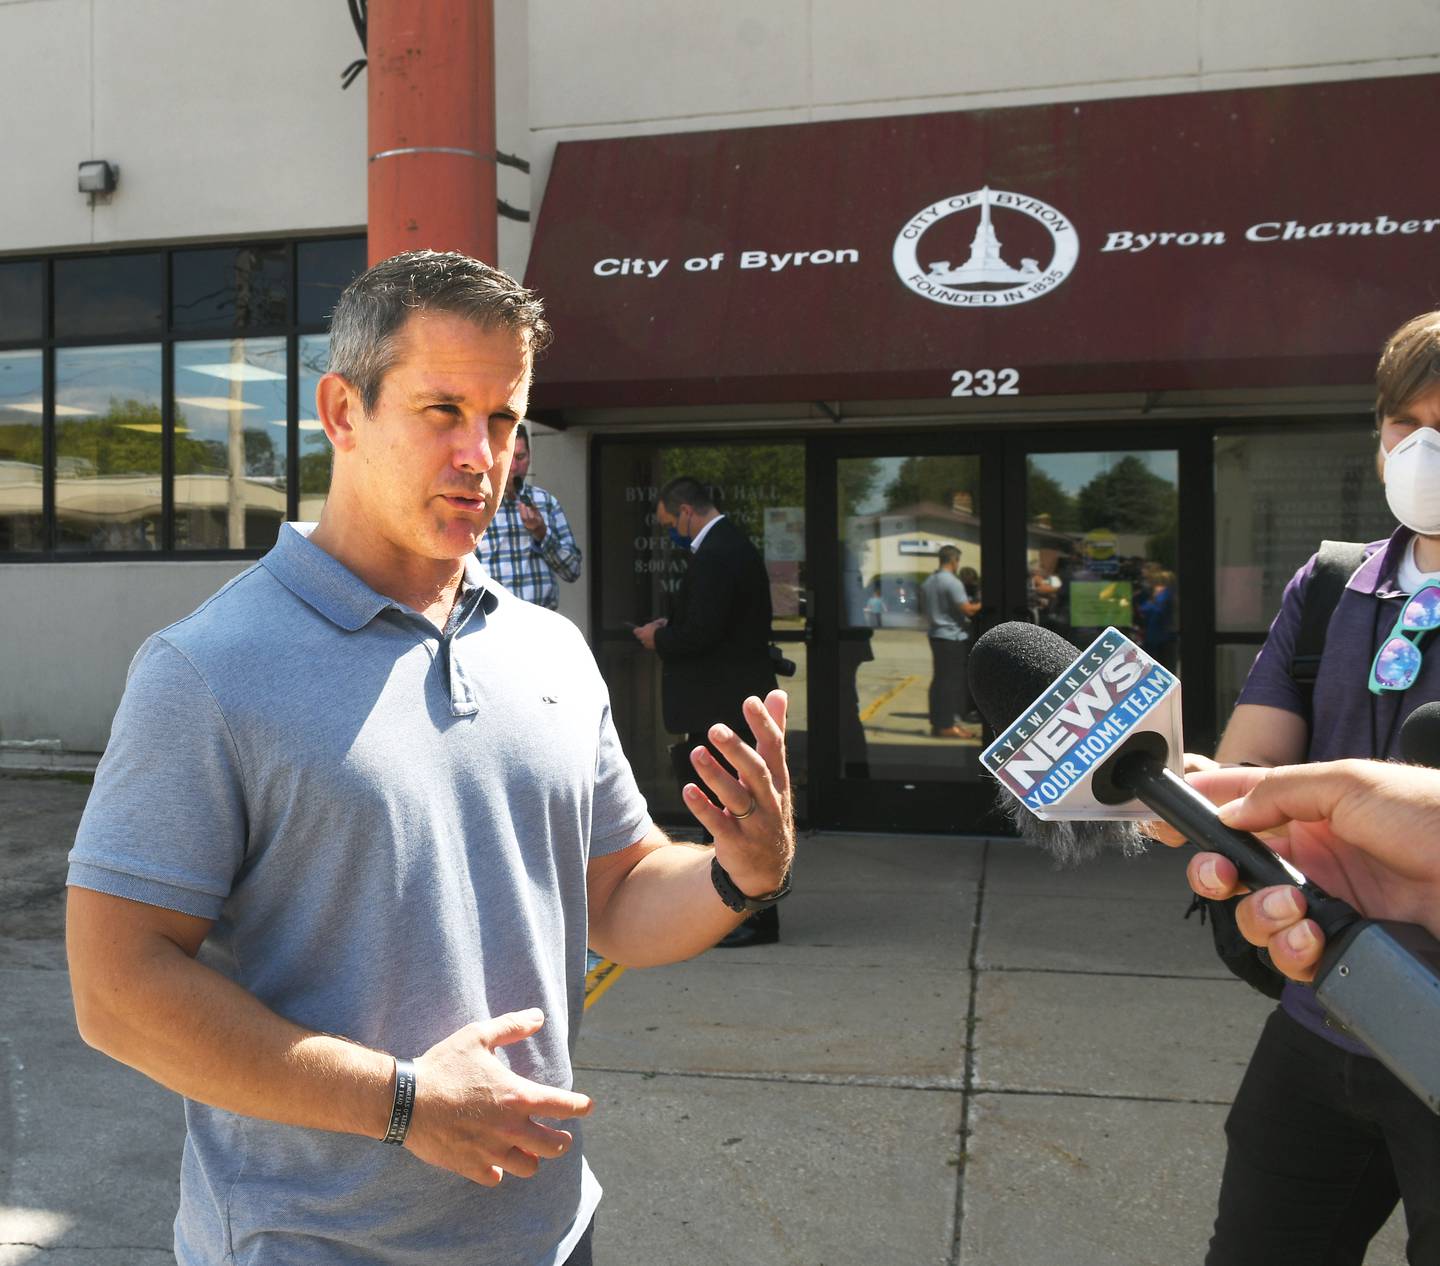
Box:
367;0;498;266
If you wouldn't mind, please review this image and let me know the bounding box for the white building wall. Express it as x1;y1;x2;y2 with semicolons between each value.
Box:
0;562;248;754
0;0;368;252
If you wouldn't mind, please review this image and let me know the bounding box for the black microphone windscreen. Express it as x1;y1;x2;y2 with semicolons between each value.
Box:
968;621;1082;731
1401;702;1440;769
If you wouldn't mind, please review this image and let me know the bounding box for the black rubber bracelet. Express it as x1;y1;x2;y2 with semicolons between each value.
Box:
710;855;791;913
382;1057;416;1145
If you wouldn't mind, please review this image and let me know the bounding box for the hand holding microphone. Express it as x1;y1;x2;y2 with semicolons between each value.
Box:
968;621;1440;1112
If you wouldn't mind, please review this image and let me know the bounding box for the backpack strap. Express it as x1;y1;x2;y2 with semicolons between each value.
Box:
1194;540;1370;1002
1290;540;1370;713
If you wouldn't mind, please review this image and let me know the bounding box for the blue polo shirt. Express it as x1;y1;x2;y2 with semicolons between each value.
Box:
68;523;651;1266
1236;525;1440;1055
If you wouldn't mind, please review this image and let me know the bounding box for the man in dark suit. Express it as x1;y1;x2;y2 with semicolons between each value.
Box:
634;476;781;946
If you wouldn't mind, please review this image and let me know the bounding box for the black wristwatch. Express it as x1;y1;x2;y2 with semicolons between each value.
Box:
710;856;791;913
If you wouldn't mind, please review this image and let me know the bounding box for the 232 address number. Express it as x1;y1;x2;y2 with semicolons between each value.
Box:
951;368;1020;397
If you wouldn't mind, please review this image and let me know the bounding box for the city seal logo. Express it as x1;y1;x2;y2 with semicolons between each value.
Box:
893;187;1080;307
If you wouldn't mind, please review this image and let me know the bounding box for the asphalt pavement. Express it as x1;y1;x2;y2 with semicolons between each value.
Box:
0;772;1407;1265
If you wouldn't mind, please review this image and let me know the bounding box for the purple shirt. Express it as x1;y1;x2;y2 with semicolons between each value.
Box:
1236;526;1440;1053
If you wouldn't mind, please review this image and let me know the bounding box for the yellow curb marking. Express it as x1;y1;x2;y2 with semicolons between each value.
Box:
584;957;626;1010
859;673;920;723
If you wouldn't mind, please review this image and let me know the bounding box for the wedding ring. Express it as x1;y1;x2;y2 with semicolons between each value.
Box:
731;796;757;820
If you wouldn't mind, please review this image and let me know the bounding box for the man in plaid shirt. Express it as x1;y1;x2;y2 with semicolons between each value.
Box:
478;424;582;609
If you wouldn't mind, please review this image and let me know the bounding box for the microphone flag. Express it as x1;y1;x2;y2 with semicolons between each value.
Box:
979;626;1181;820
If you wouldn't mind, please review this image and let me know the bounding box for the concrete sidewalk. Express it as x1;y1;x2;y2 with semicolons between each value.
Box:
0;773;1406;1265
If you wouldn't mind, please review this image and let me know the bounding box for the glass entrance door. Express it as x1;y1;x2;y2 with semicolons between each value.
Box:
809;438;1005;833
808;434;1189;834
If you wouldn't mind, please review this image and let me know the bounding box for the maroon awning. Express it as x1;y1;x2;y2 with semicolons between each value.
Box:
526;74;1440;411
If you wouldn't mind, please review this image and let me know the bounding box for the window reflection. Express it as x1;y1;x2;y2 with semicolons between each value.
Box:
0;262;43;343
54;254;163;339
173;338;288;550
0;350;44;550
838;454;983;783
1214;427;1392;633
298;238;366;327
1026;451;1179;671
596;442;807;630
172;245;289;333
55;345;163;552
298;335;332;522
594;441;807;817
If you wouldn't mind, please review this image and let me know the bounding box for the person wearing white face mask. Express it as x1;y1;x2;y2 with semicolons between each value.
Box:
1149;312;1440;1266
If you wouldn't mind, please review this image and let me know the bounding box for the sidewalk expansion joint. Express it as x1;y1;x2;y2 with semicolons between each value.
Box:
971;1086;1233;1107
949;837;990;1266
977;965;1245;982
572;1065;966;1092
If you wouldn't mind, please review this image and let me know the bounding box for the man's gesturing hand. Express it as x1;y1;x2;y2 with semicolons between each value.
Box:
685;690;795;897
404;1009;593;1187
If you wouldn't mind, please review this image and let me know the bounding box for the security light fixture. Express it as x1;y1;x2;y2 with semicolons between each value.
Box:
77;160;118;195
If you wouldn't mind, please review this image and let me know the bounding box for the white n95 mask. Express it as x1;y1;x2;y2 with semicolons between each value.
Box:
1383;427;1440;537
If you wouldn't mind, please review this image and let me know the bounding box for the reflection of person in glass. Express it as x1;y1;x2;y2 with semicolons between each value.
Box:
1029;566;1062;624
920;545;981;739
863;580;886;628
1136;563;1177;671
827;553;876;779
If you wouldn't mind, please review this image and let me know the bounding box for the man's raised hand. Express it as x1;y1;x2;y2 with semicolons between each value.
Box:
683;690;795;897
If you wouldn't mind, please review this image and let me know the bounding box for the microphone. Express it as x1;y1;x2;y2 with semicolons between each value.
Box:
970;620;1440;1112
1400;700;1440;767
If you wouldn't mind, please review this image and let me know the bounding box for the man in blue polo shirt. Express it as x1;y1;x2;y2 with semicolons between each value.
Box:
65;251;795;1266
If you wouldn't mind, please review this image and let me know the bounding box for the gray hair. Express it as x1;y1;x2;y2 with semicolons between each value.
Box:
328;250;553;412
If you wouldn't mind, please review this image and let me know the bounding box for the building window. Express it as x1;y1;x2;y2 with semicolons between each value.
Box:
0;261;43;343
298;240;367;328
0;234;364;559
1212;422;1393;721
172;246;289;334
54;253;164;339
173;337;289;551
0;349;44;550
298;334;333;523
55;344;164;552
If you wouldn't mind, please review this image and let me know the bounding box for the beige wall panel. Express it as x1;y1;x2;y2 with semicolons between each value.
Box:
811;0;1199;104
0;0;96;252
496;0;533;278
528;1;810;131
89;0;365;246
1;562;249;752
1200;0;1440;74
526;422;590;630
